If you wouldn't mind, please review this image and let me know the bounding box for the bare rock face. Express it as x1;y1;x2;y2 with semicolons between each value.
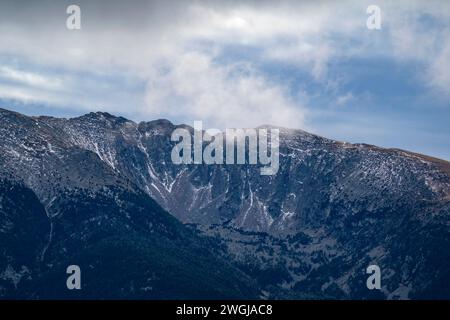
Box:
0;107;449;299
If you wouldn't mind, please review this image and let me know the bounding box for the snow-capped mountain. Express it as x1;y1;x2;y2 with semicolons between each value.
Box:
0;107;449;299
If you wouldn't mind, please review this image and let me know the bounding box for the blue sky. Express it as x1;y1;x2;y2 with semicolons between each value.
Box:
0;0;449;160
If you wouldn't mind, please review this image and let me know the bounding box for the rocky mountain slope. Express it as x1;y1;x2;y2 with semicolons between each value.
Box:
0;107;449;299
0;109;258;299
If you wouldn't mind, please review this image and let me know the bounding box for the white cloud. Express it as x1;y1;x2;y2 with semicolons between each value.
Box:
0;66;62;90
336;92;355;106
0;83;67;106
144;52;305;128
426;41;450;96
0;0;449;128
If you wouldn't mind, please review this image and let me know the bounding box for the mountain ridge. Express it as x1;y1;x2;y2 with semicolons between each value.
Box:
17;107;450;168
1;106;449;299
